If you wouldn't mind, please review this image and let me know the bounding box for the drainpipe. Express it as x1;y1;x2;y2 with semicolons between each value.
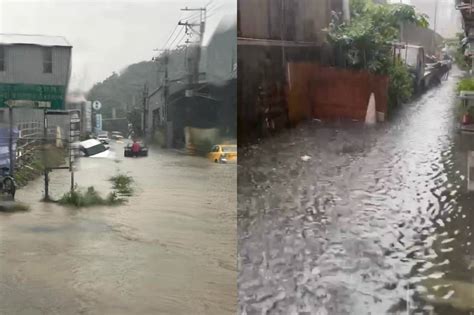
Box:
342;0;351;24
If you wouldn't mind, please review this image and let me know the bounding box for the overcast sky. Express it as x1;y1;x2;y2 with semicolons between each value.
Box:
0;0;236;91
388;0;461;38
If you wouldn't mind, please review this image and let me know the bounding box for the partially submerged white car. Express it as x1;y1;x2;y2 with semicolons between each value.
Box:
79;139;114;158
96;131;110;144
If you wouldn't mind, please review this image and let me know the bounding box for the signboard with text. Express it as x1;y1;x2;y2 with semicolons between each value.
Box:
69;110;81;165
96;113;102;131
0;84;65;109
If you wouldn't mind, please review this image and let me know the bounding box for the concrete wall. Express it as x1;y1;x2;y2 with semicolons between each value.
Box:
401;22;444;56
0;45;71;86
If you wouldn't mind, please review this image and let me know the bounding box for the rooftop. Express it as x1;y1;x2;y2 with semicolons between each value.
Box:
0;33;71;47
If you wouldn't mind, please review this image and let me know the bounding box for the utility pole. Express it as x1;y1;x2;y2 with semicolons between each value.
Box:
163;53;169;122
8;106;13;176
142;83;149;138
179;7;206;94
43;109;49;201
342;0;351;24
431;0;439;56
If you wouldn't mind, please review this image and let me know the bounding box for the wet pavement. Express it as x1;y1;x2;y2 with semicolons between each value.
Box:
238;69;473;314
0;143;236;315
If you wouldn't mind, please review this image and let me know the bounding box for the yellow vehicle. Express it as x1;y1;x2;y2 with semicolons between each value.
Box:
208;144;237;163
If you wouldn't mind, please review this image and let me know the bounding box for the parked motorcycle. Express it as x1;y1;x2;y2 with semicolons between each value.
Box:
0;167;16;199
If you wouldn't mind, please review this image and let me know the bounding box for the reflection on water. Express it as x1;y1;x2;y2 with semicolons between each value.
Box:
238;70;473;314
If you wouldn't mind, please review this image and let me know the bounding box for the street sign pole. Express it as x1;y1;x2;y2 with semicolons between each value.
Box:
43;109;49;201
69;110;81;192
8;106;13;176
70;112;74;192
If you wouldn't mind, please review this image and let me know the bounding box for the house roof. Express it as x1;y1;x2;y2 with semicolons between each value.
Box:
0;33;71;47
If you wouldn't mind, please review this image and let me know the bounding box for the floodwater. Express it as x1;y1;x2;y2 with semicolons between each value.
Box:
238;69;473;314
0;143;236;315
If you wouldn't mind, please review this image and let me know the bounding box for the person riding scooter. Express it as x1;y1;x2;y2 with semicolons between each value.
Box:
131;140;141;157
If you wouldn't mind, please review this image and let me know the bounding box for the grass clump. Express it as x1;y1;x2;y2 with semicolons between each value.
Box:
109;174;134;196
0;202;30;212
457;78;474;92
57;173;134;208
58;186;124;208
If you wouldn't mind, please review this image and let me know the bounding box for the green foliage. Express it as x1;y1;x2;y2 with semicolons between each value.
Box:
447;33;470;71
327;0;426;109
57;173;134;208
87;48;199;119
0;202;29;213
87;63;155;119
457;78;474;92
109;174;134;196
328;0;429;74
58;186;124;207
388;60;414;108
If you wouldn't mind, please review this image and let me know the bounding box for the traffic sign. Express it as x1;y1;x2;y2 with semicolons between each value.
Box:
92;100;102;111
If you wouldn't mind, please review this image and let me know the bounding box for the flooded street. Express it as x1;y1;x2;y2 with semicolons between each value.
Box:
0;144;236;315
238;69;473;315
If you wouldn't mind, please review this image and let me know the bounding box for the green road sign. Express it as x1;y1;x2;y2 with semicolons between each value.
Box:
0;83;66;109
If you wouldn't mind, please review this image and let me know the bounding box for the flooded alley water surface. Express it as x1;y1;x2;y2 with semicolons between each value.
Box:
238;70;473;314
0;145;236;315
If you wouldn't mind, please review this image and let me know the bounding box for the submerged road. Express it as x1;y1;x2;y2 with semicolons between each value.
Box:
0;144;236;314
239;69;473;314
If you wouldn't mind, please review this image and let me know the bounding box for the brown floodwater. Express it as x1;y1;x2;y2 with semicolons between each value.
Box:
0;143;236;315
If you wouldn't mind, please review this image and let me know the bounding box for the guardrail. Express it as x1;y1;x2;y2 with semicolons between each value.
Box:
14;122;68;166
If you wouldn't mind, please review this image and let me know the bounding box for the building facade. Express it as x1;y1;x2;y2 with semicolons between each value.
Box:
238;0;339;143
0;34;72;110
148;16;236;149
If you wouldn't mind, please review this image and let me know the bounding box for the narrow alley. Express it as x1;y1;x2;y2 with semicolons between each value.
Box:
238;68;473;314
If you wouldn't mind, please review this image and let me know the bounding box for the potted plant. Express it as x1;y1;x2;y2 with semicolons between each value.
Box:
462;106;474;125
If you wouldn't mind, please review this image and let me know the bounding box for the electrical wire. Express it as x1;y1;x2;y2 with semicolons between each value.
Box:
160;12;185;51
166;27;185;50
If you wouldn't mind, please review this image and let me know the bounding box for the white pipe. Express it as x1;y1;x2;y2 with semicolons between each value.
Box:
343;0;351;23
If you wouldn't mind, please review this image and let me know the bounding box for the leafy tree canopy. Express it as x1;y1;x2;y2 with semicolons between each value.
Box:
327;0;429;74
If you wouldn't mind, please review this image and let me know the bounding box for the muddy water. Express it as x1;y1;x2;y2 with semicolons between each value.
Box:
239;70;473;314
0;144;236;315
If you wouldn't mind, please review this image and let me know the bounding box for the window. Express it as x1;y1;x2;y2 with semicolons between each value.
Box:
222;145;237;153
43;47;52;73
0;46;5;72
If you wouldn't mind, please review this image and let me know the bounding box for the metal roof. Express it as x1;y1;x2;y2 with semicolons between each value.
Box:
0;33;71;47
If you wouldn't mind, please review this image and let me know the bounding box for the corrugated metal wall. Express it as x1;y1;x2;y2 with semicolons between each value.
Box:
0;45;71;86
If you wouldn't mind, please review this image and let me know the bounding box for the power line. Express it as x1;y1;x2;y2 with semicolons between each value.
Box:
185;1;214;20
160;12;184;51
166;27;185;50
